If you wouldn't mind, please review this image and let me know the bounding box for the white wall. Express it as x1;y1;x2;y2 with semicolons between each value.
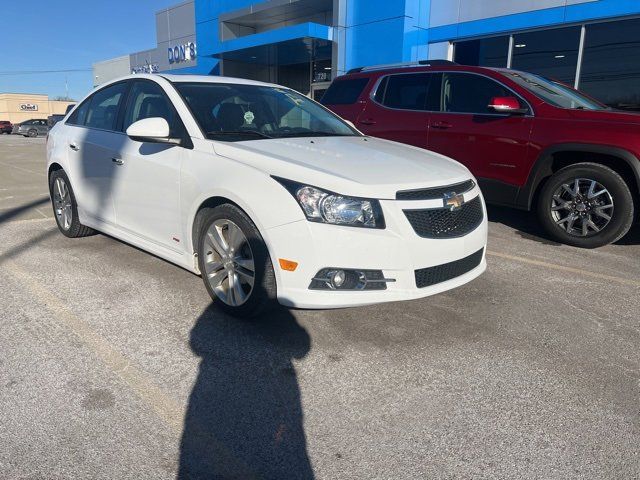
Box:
429;0;599;27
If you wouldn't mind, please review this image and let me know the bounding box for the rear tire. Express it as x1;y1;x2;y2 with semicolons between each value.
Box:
27;129;38;138
49;169;95;238
537;162;634;248
197;204;278;318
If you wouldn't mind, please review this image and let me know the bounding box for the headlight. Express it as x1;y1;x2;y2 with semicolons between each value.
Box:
274;177;385;229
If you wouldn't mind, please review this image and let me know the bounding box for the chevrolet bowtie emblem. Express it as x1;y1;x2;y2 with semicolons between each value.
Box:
443;192;465;211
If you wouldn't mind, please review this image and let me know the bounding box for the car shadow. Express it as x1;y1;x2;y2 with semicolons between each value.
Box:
177;302;314;480
487;205;640;246
486;205;562;246
0;197;49;224
616;220;640;245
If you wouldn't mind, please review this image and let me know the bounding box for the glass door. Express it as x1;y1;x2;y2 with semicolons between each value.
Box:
310;82;331;102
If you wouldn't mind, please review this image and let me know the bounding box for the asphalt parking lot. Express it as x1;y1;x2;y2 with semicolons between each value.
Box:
0;134;639;479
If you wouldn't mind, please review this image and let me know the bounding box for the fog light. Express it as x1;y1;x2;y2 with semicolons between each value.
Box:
328;270;346;289
309;268;395;291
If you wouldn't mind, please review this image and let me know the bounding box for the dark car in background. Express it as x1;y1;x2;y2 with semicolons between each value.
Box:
321;61;640;248
12;119;50;137
48;114;66;127
0;121;12;134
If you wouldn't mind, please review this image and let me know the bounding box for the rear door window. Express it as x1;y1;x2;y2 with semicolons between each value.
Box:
67;100;90;126
377;73;436;111
84;82;128;131
320;78;369;105
122;80;182;137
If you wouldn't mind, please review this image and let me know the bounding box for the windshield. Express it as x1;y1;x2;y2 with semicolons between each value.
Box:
175;82;360;141
498;70;608;110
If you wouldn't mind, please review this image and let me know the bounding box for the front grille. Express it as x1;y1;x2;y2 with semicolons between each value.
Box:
415;248;484;288
396;179;475;201
404;196;483;239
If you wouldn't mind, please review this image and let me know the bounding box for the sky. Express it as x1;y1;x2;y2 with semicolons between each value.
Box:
0;0;180;101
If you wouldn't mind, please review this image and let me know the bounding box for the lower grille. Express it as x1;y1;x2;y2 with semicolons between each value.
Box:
404;196;483;239
415;248;484;288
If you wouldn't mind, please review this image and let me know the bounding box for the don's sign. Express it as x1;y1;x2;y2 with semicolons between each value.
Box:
168;42;197;64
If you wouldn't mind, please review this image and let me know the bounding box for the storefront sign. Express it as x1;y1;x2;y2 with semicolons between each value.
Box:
313;71;331;83
131;64;159;74
19;103;38;111
168;42;197;64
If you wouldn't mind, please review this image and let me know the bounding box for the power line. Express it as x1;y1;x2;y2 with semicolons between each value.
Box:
0;69;91;76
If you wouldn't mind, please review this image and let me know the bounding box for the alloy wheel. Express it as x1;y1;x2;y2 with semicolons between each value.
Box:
550;178;614;237
53;177;72;231
203;219;255;306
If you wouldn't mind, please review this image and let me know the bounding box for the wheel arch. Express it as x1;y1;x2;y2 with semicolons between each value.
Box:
48;162;64;179
190;196;245;254
188;189;289;258
518;144;640;210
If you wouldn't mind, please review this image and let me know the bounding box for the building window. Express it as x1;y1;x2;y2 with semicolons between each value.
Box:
511;26;582;85
579;18;640;111
454;36;510;67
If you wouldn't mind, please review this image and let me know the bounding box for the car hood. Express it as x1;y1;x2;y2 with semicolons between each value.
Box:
212;136;472;199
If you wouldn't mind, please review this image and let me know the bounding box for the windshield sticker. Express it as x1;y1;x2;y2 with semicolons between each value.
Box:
244;111;255;124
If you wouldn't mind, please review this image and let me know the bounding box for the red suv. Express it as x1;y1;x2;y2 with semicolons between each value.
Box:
321;62;640;248
0;120;12;134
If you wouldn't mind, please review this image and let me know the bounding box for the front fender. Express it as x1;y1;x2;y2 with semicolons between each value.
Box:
182;152;305;258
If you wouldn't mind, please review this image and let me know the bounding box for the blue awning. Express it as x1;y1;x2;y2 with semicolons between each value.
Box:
212;23;332;65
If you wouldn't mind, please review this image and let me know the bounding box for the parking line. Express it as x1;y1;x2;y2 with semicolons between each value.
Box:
0;160;46;176
33;207;50;219
5;260;185;432
487;250;640;288
4;260;256;477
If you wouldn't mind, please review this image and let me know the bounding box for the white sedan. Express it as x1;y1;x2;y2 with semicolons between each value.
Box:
46;74;487;317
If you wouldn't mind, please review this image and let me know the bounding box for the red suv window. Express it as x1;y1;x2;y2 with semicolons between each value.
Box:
321;78;369;105
374;73;440;111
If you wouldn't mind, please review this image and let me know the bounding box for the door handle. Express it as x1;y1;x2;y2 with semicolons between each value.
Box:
358;118;376;125
69;143;80;151
111;157;124;166
431;121;453;130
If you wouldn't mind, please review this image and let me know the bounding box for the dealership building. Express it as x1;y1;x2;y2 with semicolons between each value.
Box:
93;0;640;108
0;94;75;125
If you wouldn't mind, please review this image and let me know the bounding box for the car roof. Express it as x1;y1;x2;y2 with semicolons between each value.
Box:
161;73;278;87
103;73;281;89
338;64;503;79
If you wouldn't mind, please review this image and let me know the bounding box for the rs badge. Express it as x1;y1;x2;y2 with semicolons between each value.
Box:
443;192;465;211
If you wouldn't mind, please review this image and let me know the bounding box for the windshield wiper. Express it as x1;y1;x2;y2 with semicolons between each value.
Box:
275;131;357;138
207;130;273;140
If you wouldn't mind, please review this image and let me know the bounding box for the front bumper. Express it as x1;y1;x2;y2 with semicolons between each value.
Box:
264;186;488;309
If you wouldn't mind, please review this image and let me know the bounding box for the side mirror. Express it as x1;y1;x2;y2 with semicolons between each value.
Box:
126;117;180;145
488;96;528;115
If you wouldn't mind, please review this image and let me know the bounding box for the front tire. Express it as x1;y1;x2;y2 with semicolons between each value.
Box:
49;169;95;238
197;204;277;318
537;163;634;248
